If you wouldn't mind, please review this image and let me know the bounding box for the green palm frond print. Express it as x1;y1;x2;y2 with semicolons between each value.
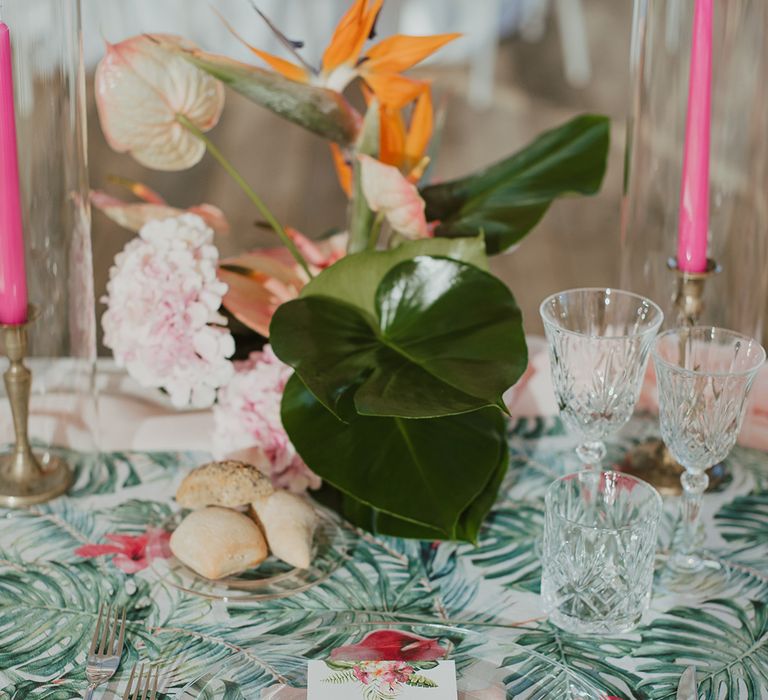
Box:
634;598;768;699
1;416;767;698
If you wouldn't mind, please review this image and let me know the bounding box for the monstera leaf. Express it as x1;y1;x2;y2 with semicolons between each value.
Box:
270;251;525;421
282;374;507;541
421;114;610;254
270;238;526;539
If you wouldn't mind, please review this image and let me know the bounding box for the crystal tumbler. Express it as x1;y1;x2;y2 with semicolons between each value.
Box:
653;327;765;572
540;289;664;468
541;470;662;634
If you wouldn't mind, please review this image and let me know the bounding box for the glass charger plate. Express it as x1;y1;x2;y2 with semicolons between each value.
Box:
151;508;350;601
175;619;609;699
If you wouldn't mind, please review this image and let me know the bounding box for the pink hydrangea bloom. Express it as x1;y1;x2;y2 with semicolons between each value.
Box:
213;346;321;493
102;214;235;408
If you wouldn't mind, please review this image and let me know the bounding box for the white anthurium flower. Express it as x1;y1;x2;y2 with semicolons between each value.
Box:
358;154;429;240
95;34;225;171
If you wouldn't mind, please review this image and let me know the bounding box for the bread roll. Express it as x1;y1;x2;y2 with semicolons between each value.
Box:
250;491;318;569
170;506;268;579
176;459;273;509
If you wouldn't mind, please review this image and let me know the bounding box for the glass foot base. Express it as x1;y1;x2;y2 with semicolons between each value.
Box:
668;552;705;574
0;454;74;508
657;556;728;594
548;609;642;636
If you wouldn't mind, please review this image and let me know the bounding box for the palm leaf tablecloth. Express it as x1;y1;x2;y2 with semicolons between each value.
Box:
1;415;767;699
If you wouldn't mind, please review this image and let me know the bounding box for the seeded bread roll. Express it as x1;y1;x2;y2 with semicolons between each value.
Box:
175;459;273;509
250;491;318;569
170;506;268;579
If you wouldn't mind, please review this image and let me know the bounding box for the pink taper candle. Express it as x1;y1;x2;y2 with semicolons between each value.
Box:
0;20;27;324
677;0;713;273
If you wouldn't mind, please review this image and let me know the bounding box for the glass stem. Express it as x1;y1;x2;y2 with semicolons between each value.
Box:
176;114;312;278
575;440;606;469
671;469;709;572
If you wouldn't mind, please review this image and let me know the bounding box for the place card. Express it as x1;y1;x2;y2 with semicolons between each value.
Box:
307;659;458;699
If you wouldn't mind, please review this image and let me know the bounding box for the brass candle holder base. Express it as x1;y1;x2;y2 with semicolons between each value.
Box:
617;258;721;494
0;305;73;508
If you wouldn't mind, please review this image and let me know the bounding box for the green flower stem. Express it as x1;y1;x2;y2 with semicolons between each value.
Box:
367;212;385;250
176;114;312;278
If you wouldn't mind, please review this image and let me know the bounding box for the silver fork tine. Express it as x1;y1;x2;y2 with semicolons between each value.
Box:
115;608;127;655
89;603;104;655
149;666;159;700
121;663;137;700
106;606;120;656
140;666;154;700
98;603;112;654
134;664;146;700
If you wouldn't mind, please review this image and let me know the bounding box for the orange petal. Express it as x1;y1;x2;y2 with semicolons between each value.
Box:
379;105;406;167
330;143;353;197
403;88;433;171
242;46;308;83
218;253;306;337
322;0;383;73
212;7;308;82
107;176;167;204
363;72;425;110
364;33;461;73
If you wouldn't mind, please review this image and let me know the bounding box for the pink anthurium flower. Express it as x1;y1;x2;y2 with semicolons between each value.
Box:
359;154;429;239
95;35;225;171
219;229;347;337
91;189;230;235
330;630;448;662
75;528;171;574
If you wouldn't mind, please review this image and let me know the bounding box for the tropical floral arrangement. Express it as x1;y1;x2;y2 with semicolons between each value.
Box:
93;0;609;542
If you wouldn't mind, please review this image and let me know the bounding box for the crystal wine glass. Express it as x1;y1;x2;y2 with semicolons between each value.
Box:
653;326;765;572
540;288;664;468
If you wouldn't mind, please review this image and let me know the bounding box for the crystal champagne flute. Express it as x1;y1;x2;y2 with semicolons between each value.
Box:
653;326;765;572
540;288;664;469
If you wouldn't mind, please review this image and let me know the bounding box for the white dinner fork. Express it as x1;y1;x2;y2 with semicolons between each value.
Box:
84;603;126;699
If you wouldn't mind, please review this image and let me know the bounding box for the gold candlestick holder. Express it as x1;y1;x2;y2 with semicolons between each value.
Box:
0;305;74;507
618;258;724;495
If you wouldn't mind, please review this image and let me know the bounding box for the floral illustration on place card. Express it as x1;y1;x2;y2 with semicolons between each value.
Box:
308;659;457;699
307;630;457;699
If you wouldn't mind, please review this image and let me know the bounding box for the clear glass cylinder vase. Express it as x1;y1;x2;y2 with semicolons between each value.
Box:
620;0;768;339
0;1;97;466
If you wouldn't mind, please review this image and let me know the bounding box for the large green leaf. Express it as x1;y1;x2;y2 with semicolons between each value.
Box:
316;433;508;541
421;114;610;254
281;374;508;541
164;43;360;146
271;254;525;421
301;235;488;317
635;598;768;698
